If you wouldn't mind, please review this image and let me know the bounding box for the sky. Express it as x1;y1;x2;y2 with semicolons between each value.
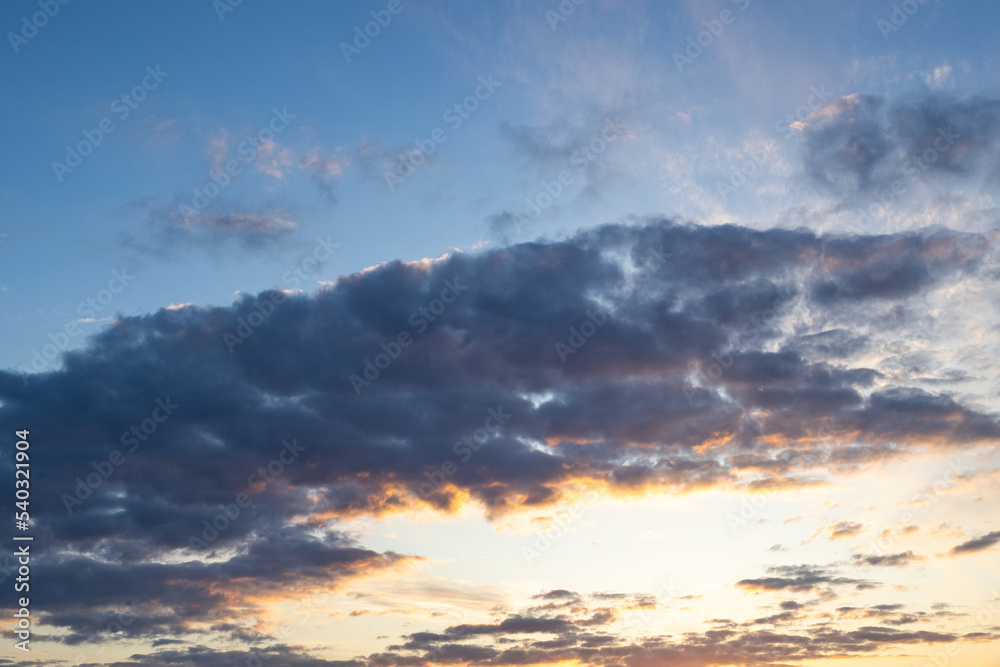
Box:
1;0;999;665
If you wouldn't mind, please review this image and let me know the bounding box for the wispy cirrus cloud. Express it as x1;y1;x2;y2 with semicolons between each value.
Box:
119;197;299;257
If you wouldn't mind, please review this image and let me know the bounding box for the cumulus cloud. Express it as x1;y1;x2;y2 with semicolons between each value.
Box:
1;217;998;648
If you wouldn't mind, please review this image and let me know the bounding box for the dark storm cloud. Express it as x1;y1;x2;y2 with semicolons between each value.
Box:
949;530;1000;555
0;217;998;645
800;91;1000;198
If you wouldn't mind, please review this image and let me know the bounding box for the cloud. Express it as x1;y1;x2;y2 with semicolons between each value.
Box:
40;527;415;643
852;551;925;567
835;603;936;626
736;564;876;593
533;589;581;600
498;120;586;165
922;64;953;89
829;521;865;539
798;91;1000;200
106;644;365;667
120;197;298;257
801;94;893;195
888;94;1000;177
120;131;352;259
188;212;296;236
488;114;630;238
205;132;229;172
301;146;349;205
360;583;981;667
1;218;998;647
747;610;798;625
949;530;1000;555
486;209;523;237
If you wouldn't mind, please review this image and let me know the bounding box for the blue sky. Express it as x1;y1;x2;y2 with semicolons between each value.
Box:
4;0;998;375
2;1;1000;666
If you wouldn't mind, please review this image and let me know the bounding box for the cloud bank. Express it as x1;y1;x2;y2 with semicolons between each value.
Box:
1;217;998;654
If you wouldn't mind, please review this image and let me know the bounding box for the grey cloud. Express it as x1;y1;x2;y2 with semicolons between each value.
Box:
950;530;1000;555
852;551;924;567
800;91;1000;199
1;218;998;646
